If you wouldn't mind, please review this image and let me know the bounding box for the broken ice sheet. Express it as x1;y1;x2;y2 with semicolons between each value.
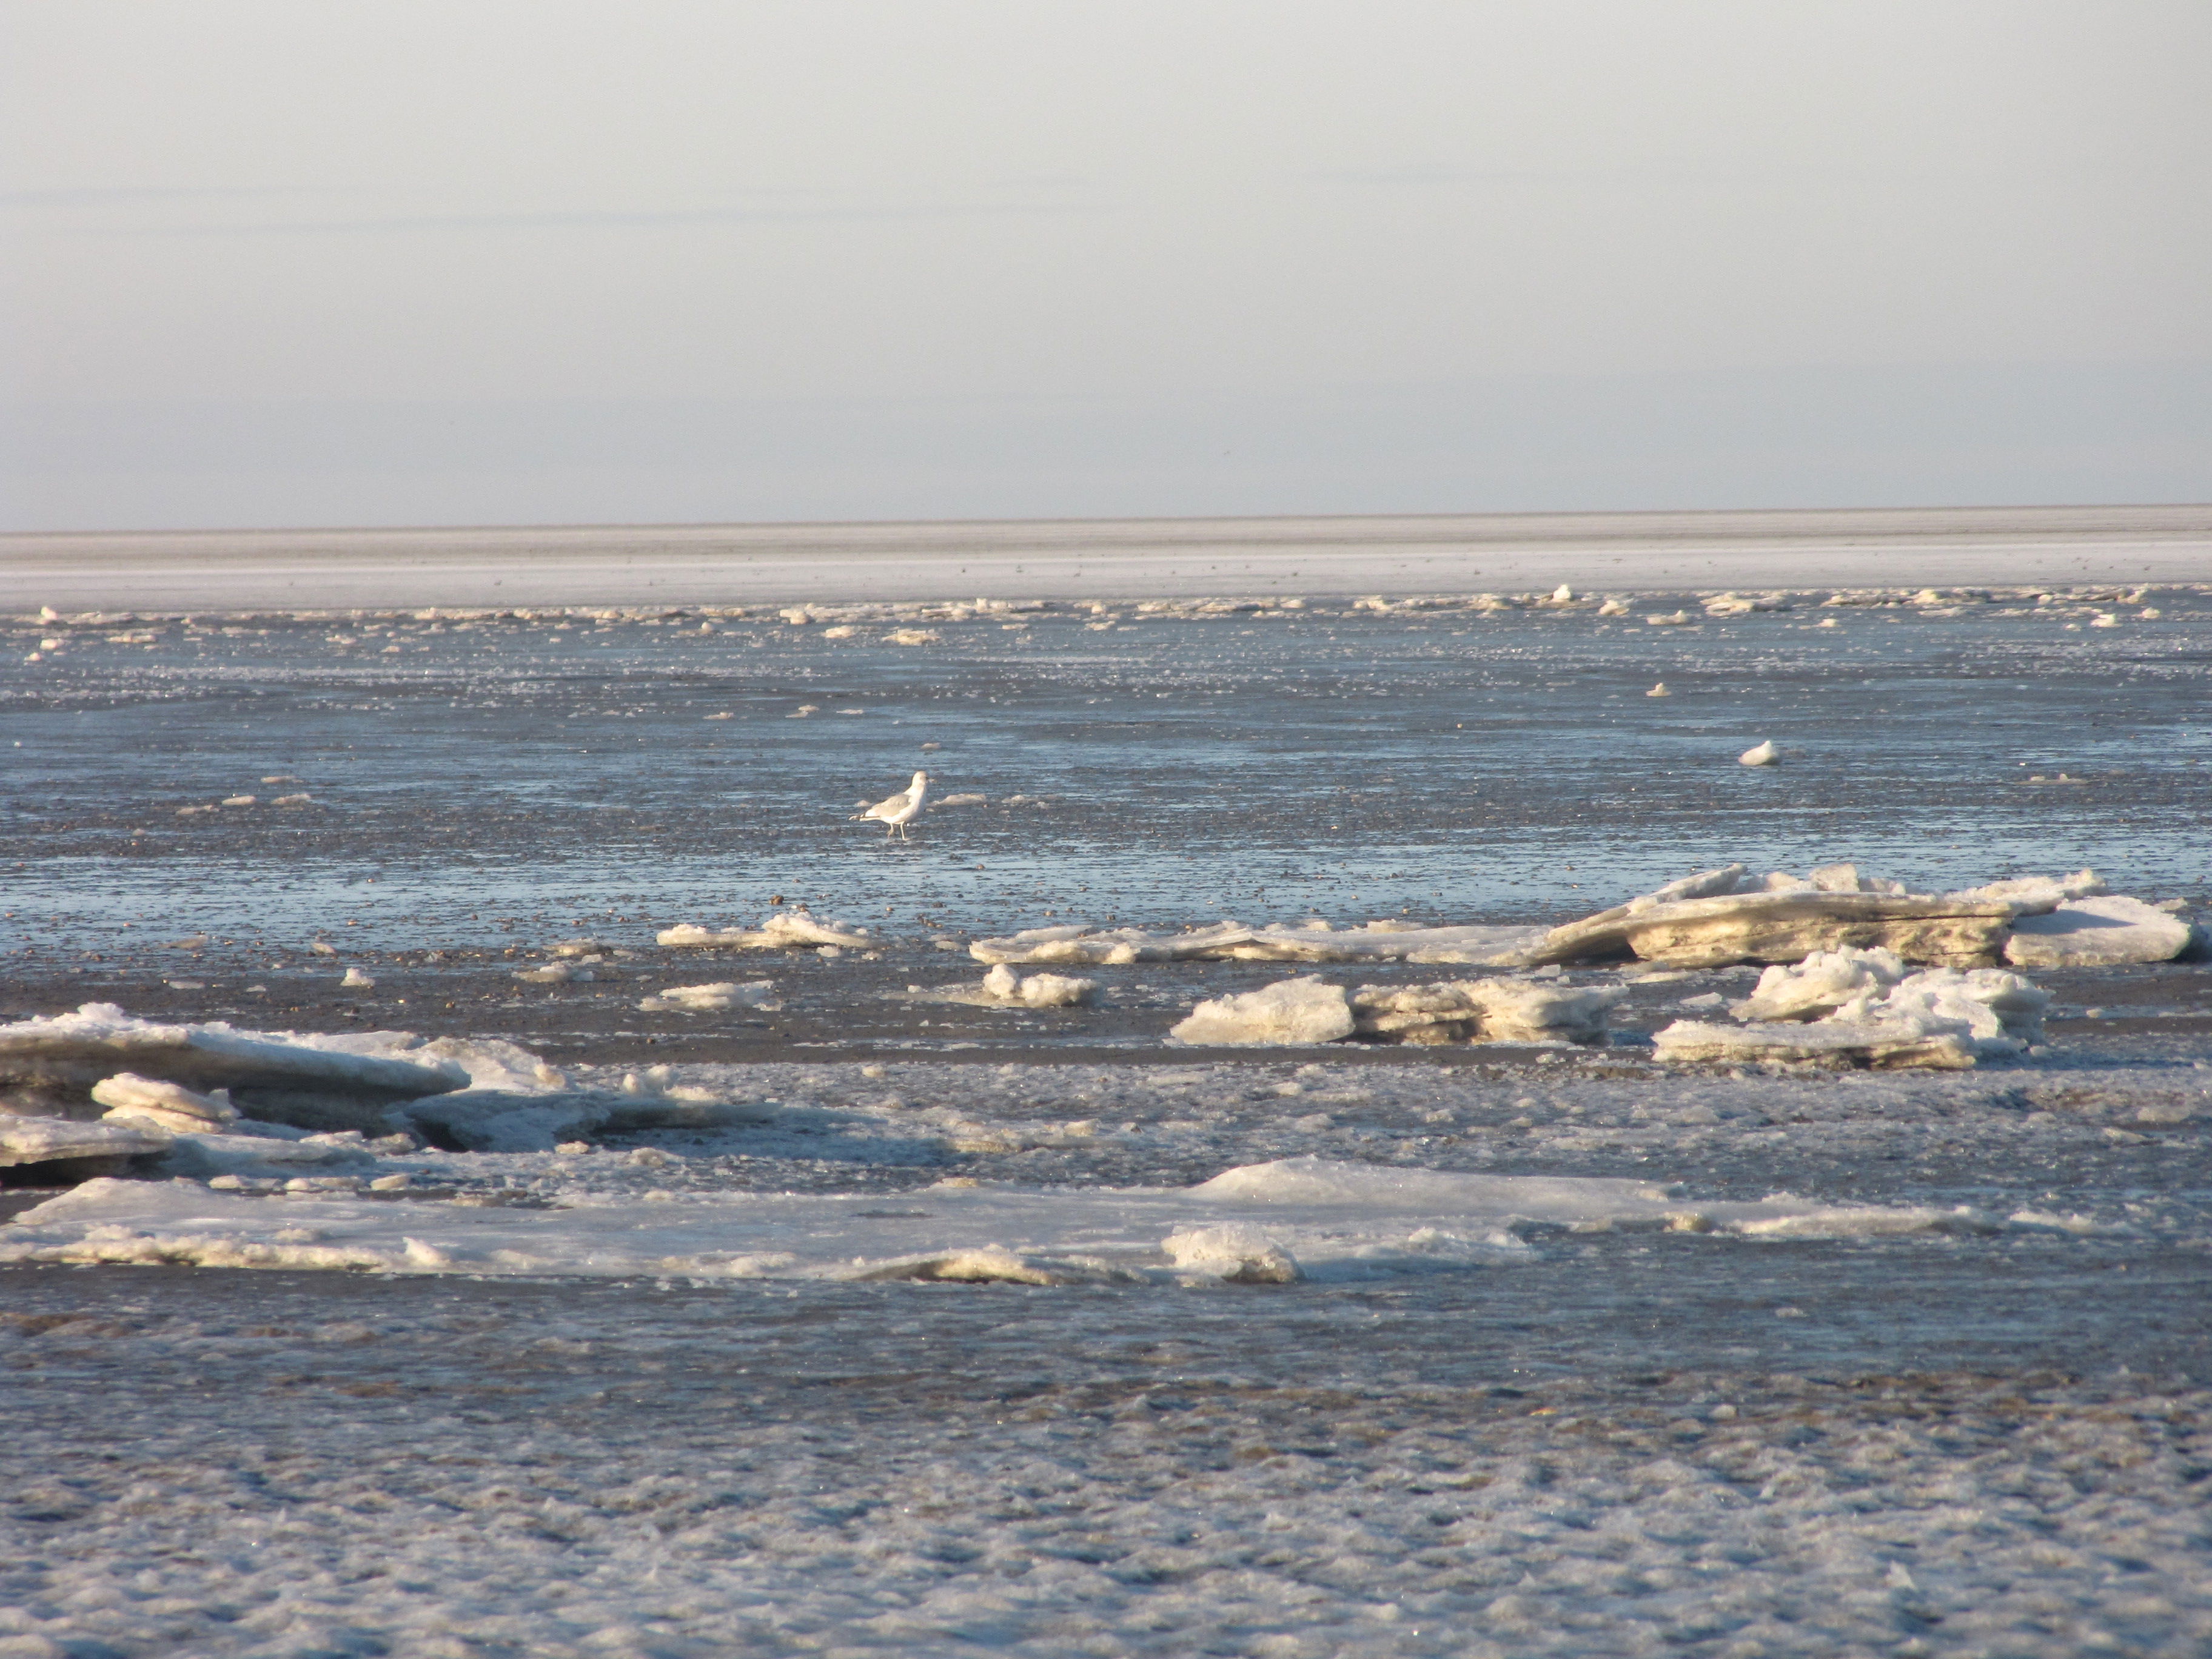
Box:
0;1158;2061;1282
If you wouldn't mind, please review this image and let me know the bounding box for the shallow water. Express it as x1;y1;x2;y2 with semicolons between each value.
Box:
4;590;2208;951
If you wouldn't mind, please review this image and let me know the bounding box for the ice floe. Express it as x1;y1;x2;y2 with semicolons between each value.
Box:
635;980;782;1013
1655;964;2050;1070
658;910;873;951
0;1157;2059;1282
2004;894;2199;968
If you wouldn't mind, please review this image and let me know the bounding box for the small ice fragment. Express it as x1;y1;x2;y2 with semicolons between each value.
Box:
789;704;819;717
261;775;301;783
1171;977;1355;1046
978;965;1098;1007
340;967;375;989
221;794;258;806
1646;682;1670;697
93;1072;241;1132
1550;584;1574;602
704;711;732;719
169;935;209;950
369;1173;411;1191
514;962;587;984
1738;740;1778;766
820;625;857;638
273;793;312;806
1162;1225;1302;1284
884;629;940;645
310;941;338;955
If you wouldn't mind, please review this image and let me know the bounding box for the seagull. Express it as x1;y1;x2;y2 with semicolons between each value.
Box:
852;769;930;840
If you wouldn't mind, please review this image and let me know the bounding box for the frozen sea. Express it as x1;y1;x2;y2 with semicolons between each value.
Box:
4;514;2211;1657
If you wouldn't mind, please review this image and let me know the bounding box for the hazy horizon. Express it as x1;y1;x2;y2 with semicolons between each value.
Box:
7;2;2210;532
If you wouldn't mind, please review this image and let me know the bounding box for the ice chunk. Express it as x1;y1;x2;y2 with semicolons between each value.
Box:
1734;947;1908;1021
92;1072;241;1133
0;1003;464;1130
1532;889;2019;970
637;980;782;1013
1162;1224;1302;1283
2004;895;2195;967
1738;740;1778;766
1170;977;1356;1045
980;965;1097;1007
1348;979;1620;1045
658;909;872;951
340;967;375;989
935;793;988;805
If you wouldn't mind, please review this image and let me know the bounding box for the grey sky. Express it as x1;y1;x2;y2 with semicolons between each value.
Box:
4;1;2208;530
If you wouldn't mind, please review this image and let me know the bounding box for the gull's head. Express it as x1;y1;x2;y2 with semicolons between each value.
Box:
911;770;930;786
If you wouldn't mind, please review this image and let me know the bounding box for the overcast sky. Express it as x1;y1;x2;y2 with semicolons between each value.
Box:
4;1;2208;531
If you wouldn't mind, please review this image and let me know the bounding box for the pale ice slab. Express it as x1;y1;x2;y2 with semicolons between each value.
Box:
2005;894;2197;968
0;1158;2039;1281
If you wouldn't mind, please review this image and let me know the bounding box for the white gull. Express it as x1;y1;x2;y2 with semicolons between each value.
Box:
852;769;930;840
